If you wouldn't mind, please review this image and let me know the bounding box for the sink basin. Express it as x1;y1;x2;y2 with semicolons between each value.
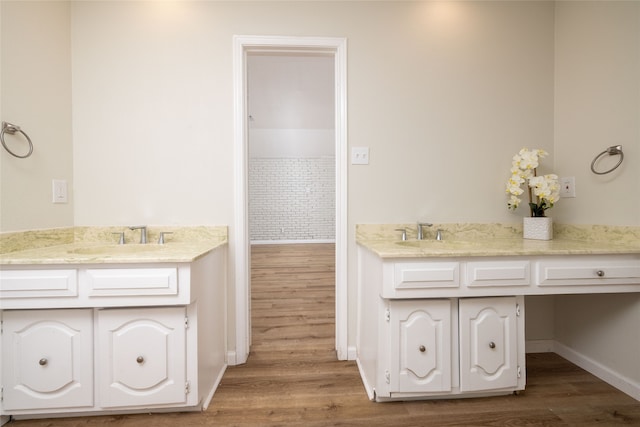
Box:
395;240;483;249
68;245;166;255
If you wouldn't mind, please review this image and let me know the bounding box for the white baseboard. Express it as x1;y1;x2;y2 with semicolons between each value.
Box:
553;341;640;402
251;239;335;245
347;345;357;361
226;350;238;366
525;339;555;353
527;340;640;402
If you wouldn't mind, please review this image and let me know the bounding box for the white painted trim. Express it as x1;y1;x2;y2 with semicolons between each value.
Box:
347;345;358;361
233;35;349;364
553;341;640;402
251;239;336;245
334;37;349;360
226;350;237;366
232;36;250;365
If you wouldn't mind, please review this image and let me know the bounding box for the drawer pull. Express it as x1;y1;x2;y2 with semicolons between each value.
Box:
136;356;145;364
596;270;605;277
419;345;426;353
489;342;496;349
39;358;48;366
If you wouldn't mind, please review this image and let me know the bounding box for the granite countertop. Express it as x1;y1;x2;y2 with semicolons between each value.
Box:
357;223;640;259
0;226;227;265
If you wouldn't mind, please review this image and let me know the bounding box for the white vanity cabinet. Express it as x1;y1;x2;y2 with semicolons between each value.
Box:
388;299;452;394
374;295;524;400
0;245;226;421
1;309;94;411
458;296;520;392
357;244;639;402
97;307;187;408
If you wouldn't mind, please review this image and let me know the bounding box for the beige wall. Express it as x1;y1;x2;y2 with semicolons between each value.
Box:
0;1;73;231
552;1;640;389
553;1;640;226
1;0;638;389
68;1;555;227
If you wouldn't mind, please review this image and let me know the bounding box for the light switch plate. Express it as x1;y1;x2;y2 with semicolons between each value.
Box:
351;147;369;165
52;179;68;203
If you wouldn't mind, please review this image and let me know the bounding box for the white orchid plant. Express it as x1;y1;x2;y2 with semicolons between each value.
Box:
506;148;560;217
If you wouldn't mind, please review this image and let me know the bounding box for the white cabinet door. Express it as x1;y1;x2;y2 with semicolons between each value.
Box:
97;307;187;408
390;299;452;393
1;309;93;410
459;297;518;392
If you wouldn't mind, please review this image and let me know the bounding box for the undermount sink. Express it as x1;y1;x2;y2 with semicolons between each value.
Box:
68;244;166;255
395;240;483;249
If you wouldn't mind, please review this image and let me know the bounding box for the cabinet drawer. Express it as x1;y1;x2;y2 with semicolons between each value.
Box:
0;269;77;300
86;268;178;297
394;262;460;290
537;260;640;286
466;261;530;288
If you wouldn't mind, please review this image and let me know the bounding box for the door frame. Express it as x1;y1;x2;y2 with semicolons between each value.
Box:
232;35;348;364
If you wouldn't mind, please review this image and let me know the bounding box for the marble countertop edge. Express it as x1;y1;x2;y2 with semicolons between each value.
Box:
0;226;228;265
356;223;640;258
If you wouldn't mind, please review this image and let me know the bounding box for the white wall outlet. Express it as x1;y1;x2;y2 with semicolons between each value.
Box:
351;147;370;165
560;176;576;198
52;179;68;203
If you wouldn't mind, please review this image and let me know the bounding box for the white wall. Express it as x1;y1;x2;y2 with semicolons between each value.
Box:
249;157;335;241
0;1;73;231
247;53;334;159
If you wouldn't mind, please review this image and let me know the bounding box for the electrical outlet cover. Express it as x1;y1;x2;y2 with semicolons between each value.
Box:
559;176;576;198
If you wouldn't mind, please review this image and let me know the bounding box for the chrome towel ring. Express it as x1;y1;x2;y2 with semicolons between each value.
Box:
1;121;33;158
590;145;623;175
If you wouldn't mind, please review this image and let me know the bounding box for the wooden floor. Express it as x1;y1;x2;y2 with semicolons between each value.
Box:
9;244;640;426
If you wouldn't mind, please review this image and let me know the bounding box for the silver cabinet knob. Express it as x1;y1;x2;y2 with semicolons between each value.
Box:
136;356;145;364
419;345;426;353
489;342;496;349
39;358;48;366
596;270;605;277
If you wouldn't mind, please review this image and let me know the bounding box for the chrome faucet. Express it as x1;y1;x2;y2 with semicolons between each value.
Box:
417;222;433;240
129;225;147;244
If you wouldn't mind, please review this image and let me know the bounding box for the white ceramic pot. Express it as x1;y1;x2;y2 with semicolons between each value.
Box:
523;217;553;240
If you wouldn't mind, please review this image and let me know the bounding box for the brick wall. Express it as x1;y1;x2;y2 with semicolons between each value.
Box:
249;157;335;242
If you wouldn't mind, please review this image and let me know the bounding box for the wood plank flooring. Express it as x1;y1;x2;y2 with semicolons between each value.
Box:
8;243;640;426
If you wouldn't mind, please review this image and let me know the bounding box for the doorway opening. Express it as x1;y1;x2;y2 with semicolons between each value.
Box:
233;36;348;364
247;52;335;244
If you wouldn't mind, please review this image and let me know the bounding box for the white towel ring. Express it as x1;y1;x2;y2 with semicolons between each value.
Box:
1;121;33;158
590;145;623;175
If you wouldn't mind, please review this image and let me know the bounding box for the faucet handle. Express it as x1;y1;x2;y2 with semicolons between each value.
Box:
158;232;173;245
395;228;407;241
112;232;125;245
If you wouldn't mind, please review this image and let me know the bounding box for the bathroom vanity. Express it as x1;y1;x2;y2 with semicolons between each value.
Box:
356;225;640;402
0;227;227;422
